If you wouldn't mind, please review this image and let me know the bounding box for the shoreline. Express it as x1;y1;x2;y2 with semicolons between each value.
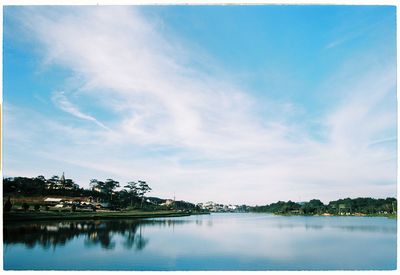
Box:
4;210;396;223
3;210;209;223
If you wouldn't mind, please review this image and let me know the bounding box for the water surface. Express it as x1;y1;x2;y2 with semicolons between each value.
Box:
3;213;397;270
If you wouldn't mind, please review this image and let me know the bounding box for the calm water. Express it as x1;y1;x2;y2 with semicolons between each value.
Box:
3;213;397;270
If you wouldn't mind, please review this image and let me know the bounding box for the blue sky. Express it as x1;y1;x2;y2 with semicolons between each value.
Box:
3;5;397;204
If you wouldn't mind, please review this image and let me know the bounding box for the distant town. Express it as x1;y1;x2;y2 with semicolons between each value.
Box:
3;173;251;215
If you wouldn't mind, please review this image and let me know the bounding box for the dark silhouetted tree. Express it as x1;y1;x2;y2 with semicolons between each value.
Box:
124;181;139;207
138;181;151;208
4;197;12;212
22;203;29;212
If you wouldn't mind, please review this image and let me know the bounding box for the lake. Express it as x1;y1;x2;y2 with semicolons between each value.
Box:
3;213;397;270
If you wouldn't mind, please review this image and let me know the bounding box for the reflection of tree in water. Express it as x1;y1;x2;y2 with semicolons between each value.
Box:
271;222;396;233
332;225;396;234
123;225;148;250
4;219;192;251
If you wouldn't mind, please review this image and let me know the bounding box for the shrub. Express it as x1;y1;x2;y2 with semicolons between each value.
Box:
34;204;40;211
71;205;77;212
22;203;29;211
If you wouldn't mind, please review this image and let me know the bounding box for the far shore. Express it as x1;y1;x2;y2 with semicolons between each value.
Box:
3;210;209;223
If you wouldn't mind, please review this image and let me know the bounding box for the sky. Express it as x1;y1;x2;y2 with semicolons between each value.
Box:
3;5;397;205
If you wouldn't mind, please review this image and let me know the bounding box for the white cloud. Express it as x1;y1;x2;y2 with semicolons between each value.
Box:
51;91;109;130
4;6;397;204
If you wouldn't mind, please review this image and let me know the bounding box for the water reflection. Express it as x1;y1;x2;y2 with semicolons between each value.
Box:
3;214;396;270
5;215;395;252
4;219;192;251
331;225;397;233
271;222;396;233
274;223;323;230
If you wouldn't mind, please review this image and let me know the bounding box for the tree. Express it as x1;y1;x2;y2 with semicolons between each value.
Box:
138;181;152;208
34;175;47;195
301;199;325;215
4;197;12;212
104;179;120;202
90;179;105;193
64;179;76;189
104;179;120;192
35;175;46;182
48;175;60;189
90;179;106;202
124;181;139;207
22;203;29;212
3;177;17;193
90;179;101;190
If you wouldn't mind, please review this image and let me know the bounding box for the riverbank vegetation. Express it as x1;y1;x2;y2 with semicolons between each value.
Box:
250;197;397;217
3;174;396;219
3;174;208;217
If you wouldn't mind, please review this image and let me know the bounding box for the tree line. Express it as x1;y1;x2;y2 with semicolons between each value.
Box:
4;175;80;196
3;175;152;210
3;175;202;212
250;197;397;216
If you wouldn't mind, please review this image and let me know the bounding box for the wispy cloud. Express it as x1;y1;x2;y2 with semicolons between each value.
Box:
51;91;109;130
4;6;396;204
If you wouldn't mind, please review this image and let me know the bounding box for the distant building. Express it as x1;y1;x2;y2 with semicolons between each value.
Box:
46;172;74;190
146;198;157;205
198;201;248;213
44;197;64;205
227;205;237;211
160;199;175;206
95;202;111;209
93;187;103;193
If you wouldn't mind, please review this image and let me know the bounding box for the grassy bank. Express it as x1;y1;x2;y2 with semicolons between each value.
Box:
364;213;397;219
3;210;206;223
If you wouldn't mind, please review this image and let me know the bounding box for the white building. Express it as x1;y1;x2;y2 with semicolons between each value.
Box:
44;198;64;205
